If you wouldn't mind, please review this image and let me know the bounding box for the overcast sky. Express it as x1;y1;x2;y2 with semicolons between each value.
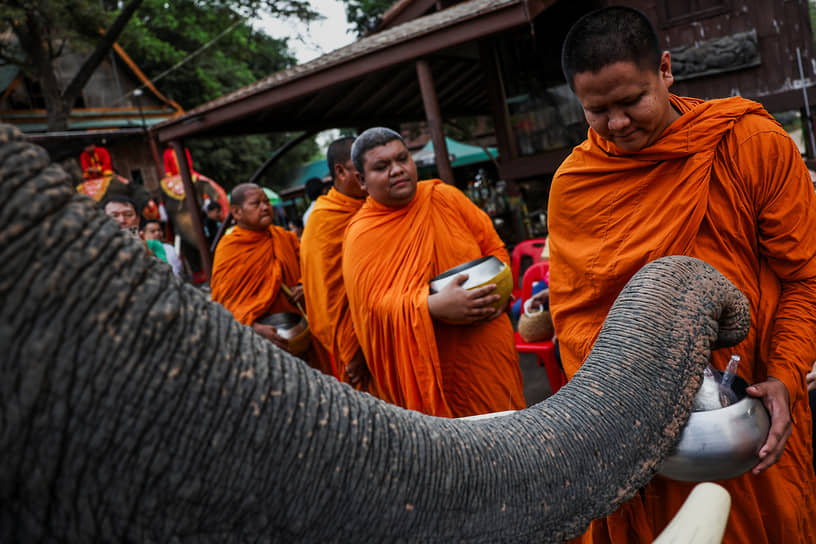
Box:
255;0;356;64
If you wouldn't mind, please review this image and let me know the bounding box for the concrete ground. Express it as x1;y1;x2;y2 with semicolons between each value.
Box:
520;351;553;406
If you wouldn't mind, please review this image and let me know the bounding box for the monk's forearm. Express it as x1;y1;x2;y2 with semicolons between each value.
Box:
767;278;816;404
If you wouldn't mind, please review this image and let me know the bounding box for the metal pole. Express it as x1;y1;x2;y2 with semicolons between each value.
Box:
416;59;455;184
133;88;148;133
796;47;816;158
170;140;212;279
147;130;164;180
135;90;163;196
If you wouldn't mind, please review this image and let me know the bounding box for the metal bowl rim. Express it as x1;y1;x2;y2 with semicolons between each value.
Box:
256;312;306;331
429;255;503;282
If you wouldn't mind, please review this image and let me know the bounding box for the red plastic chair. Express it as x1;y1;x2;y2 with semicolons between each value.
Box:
510;238;547;300
514;260;566;394
520;261;549;302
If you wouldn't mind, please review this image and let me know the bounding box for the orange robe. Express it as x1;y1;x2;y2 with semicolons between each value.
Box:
210;224;333;374
549;94;816;543
343;179;525;417
211;224;302;324
300;187;365;384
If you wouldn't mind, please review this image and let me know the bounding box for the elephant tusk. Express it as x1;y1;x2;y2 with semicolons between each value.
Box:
652;483;731;544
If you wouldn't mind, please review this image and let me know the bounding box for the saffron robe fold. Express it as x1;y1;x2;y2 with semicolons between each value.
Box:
211;224;302;325
343;180;526;417
549;95;816;543
211;224;334;374
300;187;365;384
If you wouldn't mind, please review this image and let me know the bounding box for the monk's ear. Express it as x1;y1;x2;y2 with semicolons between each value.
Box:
659;51;674;88
230;204;243;222
355;170;366;191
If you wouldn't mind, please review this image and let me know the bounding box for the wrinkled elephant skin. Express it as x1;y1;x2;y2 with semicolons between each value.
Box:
0;125;750;542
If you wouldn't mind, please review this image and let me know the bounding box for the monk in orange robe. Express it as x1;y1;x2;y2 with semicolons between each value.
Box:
300;137;372;387
80;143;113;179
343;128;525;417
211;183;332;374
551;7;816;543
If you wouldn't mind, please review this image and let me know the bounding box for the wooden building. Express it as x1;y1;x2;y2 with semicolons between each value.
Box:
1;34;182;191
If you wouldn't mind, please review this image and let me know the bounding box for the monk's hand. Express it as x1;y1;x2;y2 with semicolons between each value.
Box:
747;377;791;474
287;284;305;306
527;288;549;308
345;349;371;388
428;273;500;324
485;290;514;321
807;361;816;393
252;322;290;351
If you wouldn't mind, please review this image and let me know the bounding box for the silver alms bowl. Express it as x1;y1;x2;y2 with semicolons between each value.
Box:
256;312;311;355
659;376;770;482
429;256;513;314
429;255;506;292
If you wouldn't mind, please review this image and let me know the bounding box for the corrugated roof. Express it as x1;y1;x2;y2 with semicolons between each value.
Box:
1;107;178;133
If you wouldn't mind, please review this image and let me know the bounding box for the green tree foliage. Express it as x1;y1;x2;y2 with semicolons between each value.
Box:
339;0;394;36
118;1;298;108
811;0;816;51
117;0;319;191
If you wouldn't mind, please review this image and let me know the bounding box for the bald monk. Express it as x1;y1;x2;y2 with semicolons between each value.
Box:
550;7;816;543
343;127;525;418
211;183;332;374
300;136;372;388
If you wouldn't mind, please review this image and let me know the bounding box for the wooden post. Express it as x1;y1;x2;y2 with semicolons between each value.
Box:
415;59;455;184
479;40;525;242
170;139;212;279
479;40;517;163
148;131;164;182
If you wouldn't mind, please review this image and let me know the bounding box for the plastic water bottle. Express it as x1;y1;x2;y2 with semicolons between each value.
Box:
718;354;740;407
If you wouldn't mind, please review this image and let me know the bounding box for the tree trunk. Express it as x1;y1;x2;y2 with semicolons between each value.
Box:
62;0;145;111
11;0;144;131
11;9;70;131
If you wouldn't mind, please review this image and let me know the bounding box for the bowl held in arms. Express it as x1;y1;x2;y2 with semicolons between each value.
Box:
659;375;770;482
428;256;513;313
256;312;311;356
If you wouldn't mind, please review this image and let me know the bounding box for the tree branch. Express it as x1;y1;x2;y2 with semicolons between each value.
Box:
61;0;144;108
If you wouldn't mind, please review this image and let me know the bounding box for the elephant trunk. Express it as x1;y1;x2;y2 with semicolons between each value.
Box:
0;125;750;542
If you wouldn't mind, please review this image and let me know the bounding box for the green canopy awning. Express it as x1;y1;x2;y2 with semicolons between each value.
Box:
279;158;329;192
263;187;282;205
413;137;498;168
227;187;282;205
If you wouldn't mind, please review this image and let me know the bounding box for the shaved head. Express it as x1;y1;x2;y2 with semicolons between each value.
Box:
561;6;661;90
230;183;273;231
230;183;262;207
